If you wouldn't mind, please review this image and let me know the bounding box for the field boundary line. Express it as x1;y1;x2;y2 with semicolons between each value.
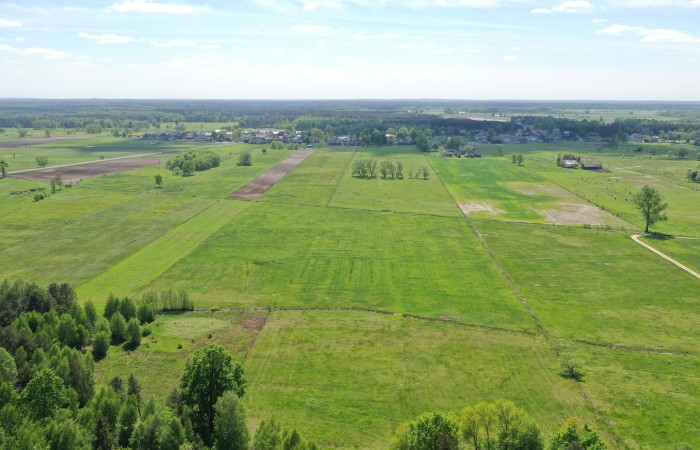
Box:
195;306;538;336
326;147;359;208
631;234;700;280
558;337;697;357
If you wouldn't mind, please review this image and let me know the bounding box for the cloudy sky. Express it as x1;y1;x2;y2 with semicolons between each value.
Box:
0;0;699;99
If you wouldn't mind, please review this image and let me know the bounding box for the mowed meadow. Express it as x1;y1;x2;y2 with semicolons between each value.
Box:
1;140;699;448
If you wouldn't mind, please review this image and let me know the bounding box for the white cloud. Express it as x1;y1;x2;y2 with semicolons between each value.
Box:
108;1;209;14
0;43;67;59
250;0;297;13
598;24;700;44
292;24;333;34
79;32;135;44
0;19;22;28
591;18;608;23
502;55;518;61
532;0;594;13
150;39;196;47
299;0;344;10
202;44;220;49
604;0;700;7
352;34;370;41
407;0;500;7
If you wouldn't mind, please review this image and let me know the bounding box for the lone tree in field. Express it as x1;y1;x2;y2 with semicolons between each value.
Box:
237;152;253;166
517;154;524;166
155;174;163;188
36;156;49;168
181;344;246;446
0;159;8;178
632;185;668;233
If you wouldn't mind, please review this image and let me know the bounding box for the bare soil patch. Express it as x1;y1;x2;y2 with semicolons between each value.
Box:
459;202;505;216
0;137;84;148
537;202;620;226
509;182;569;197
229;150;313;200
8;157;166;183
242;315;268;331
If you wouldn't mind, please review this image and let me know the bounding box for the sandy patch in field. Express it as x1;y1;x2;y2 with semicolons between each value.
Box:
537;202;619;225
508;182;570;197
459;202;505;216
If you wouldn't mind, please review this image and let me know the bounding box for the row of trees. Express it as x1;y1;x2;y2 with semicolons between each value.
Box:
351;159;429;180
391;401;607;450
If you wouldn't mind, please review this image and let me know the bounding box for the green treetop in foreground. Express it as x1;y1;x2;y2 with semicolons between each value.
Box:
180;344;246;446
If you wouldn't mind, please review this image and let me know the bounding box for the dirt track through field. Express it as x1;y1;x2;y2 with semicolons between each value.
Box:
229;150;314;200
631;234;700;280
8;156;166;183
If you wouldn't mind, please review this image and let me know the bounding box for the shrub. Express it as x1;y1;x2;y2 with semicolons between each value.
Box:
237;152;252;166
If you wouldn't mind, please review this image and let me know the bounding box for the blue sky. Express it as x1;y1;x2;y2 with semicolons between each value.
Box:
0;0;699;99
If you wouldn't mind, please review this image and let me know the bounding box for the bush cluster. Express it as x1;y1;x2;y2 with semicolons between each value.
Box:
166;150;220;175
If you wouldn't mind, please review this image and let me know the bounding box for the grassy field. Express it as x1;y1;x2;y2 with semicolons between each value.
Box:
77;199;251;305
0;136;190;172
476;220;700;354
144;202;532;331
506;144;700;236
245;310;596;448
639;235;700;275
2;140;699;448
558;342;700;449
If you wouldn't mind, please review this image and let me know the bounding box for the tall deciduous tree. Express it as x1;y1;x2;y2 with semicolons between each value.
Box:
180;344;246;445
391;411;461;450
0;159;8;178
461;400;543;450
549;417;607;450
214;391;249;450
632;185;668;233
20;368;68;419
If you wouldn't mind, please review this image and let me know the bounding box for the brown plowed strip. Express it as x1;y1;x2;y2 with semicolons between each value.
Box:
8;157;167;183
0;137;86;148
229;150;314;200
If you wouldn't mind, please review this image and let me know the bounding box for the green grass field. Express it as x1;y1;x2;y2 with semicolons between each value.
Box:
639;235;700;275
2;141;698;449
0;136;190;172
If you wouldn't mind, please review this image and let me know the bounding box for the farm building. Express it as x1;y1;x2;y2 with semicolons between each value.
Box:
581;161;602;170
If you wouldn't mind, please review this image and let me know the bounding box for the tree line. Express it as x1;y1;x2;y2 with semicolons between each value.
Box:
391;400;607;450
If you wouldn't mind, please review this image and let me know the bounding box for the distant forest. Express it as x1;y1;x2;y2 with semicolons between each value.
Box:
1;99;700;143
